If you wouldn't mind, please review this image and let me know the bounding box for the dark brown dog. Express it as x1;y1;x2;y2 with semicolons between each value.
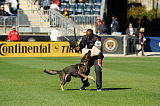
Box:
44;51;95;91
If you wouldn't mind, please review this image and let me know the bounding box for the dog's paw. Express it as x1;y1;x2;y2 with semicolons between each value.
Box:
83;77;87;81
43;69;47;72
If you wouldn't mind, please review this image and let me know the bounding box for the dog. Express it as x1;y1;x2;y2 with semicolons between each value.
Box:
44;51;95;91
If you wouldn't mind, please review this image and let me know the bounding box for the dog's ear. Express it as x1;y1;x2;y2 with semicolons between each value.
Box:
88;50;91;54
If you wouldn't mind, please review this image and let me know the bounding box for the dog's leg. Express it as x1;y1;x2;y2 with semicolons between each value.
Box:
87;75;95;82
65;74;70;81
59;73;66;91
60;84;64;91
78;72;88;81
78;71;95;82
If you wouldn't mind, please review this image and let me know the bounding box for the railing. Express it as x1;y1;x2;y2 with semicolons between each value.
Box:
0;16;17;34
17;9;84;36
49;10;84;36
0;10;99;36
70;15;99;26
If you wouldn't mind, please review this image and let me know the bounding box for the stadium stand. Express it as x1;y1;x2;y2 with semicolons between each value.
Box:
0;0;104;36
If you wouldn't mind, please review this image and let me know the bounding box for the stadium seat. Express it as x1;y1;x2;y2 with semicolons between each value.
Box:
59;8;64;14
63;0;69;3
92;10;100;15
85;4;92;11
61;3;68;8
94;4;101;9
68;8;74;15
88;0;94;3
69;3;76;9
75;8;83;15
77;3;84;9
83;10;91;15
95;0;101;3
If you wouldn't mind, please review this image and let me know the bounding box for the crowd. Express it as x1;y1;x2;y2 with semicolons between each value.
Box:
0;0;18;16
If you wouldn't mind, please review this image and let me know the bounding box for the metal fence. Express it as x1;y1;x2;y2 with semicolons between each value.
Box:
70;15;99;25
0;16;17;34
0;9;100;36
1;0;101;35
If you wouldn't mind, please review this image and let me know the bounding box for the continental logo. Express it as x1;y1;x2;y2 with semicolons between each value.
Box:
0;43;51;56
103;38;118;53
0;42;79;57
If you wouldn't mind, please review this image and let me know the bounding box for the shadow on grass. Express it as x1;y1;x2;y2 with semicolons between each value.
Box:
147;54;160;56
65;88;132;91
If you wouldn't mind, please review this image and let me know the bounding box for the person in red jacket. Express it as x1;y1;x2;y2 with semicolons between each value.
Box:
8;26;20;41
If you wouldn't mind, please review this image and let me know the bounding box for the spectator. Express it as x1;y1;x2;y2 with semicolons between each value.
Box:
126;23;138;54
62;8;69;18
3;2;12;15
50;1;59;11
6;0;18;13
138;28;145;56
110;16;119;34
95;16;102;34
78;0;84;3
0;5;9;16
50;26;62;41
52;0;60;6
42;0;51;10
69;0;76;4
99;21;107;35
7;26;20;41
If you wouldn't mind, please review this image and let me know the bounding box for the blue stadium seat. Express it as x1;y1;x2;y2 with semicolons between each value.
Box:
60;0;64;2
85;4;92;10
75;8;83;15
69;3;76;9
59;8;64;14
94;4;101;9
84;11;91;15
88;0;94;3
77;3;84;9
68;8;74;15
63;0;69;3
61;3;68;8
95;0;101;3
92;10;100;15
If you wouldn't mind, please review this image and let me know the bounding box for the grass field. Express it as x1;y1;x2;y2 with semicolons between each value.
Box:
0;57;160;106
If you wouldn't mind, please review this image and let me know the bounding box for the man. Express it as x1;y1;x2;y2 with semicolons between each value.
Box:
76;29;104;91
126;23;138;54
50;1;59;11
138;28;145;56
8;26;20;41
50;26;62;41
110;16;119;34
6;0;18;13
42;0;51;10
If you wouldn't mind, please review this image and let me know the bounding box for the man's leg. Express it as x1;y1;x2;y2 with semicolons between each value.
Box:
80;68;90;90
94;59;102;90
80;77;90;90
80;60;93;90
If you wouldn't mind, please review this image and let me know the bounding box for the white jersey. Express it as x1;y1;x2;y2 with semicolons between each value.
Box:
50;29;61;41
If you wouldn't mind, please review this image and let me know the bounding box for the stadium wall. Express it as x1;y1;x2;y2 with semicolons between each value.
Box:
0;35;127;57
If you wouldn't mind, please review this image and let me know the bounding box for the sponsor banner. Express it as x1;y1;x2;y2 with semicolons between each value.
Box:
145;37;160;52
102;36;124;54
0;42;80;57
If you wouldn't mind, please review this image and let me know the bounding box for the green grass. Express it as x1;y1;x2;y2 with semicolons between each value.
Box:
0;57;160;106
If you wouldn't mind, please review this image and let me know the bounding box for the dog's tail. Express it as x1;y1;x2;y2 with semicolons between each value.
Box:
44;69;62;75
